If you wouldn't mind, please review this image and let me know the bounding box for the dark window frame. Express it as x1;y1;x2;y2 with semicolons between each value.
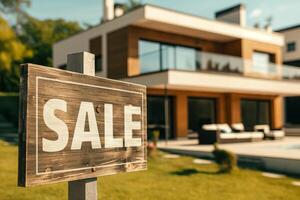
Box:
187;96;217;132
95;55;102;72
147;95;175;139
287;42;296;52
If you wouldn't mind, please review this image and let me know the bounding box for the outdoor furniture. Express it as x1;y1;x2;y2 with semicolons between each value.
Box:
254;124;285;140
188;129;198;139
231;123;245;132
198;123;264;144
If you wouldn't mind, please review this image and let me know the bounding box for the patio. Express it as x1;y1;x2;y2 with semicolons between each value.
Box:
158;137;300;175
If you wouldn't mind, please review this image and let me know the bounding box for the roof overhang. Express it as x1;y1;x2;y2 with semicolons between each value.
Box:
123;70;300;96
55;5;284;47
132;5;284;46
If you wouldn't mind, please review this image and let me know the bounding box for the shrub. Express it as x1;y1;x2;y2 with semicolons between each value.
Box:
0;93;19;126
147;130;160;157
212;143;237;173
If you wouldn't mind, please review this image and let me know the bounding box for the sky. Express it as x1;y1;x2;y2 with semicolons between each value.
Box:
20;0;300;30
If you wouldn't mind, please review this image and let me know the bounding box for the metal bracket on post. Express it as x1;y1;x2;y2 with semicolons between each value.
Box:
67;52;98;200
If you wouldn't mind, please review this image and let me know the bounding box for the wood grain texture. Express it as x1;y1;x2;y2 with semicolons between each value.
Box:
89;35;102;56
107;28;128;79
18;64;147;187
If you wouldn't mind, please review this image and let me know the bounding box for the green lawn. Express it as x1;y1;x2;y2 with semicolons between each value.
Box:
1;140;300;200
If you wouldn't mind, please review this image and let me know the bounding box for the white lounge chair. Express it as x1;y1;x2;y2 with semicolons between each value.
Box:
254;124;285;140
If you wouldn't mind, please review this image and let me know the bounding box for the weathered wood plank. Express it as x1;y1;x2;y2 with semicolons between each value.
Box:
18;63;147;187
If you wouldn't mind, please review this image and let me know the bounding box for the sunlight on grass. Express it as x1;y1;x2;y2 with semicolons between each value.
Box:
0;140;299;200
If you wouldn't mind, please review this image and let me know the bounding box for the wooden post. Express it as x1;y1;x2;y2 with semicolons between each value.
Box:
67;52;98;200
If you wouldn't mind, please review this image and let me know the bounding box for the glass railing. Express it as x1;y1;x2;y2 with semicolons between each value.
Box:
282;65;300;80
197;52;244;74
139;50;300;81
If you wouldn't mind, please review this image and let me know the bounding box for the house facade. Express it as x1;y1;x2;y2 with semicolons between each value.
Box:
277;25;300;133
53;2;300;139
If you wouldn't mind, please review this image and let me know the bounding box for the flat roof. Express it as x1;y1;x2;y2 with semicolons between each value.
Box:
54;4;284;47
276;24;300;32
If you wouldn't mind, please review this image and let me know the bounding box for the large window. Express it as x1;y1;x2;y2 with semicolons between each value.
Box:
241;99;271;130
147;96;175;139
252;51;271;73
139;40;200;74
285;97;300;126
188;97;216;133
95;55;102;72
139;40;160;73
161;44;175;70
176;46;197;70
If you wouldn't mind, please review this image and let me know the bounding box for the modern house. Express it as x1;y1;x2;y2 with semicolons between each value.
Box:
277;25;300;134
53;1;300;139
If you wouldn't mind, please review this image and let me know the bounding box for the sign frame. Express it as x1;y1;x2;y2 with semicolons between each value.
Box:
18;63;147;187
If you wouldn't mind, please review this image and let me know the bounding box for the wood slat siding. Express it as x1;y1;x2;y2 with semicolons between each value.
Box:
89;35;102;56
18;64;147;187
107;28;129;79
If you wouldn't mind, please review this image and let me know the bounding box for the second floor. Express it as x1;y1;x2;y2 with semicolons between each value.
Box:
52;4;300;90
104;25;286;80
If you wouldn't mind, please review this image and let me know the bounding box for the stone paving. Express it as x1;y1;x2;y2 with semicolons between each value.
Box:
158;137;300;175
158;137;300;160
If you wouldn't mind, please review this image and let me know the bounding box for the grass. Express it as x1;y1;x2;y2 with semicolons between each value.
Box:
1;140;300;200
0;92;18;97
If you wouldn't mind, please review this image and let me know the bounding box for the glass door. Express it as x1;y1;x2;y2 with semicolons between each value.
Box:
241;99;271;130
188;97;217;134
147;96;174;139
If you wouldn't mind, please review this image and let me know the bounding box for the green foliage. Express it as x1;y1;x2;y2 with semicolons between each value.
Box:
147;130;160;157
124;0;142;13
19;15;83;66
150;130;160;146
0;1;82;92
212;143;237;173
0;13;82;92
0;0;30;13
0;93;18;126
0;16;32;91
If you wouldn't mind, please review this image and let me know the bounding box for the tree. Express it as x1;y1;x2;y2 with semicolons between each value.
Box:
124;0;142;13
19;15;83;66
0;0;30;13
0;16;32;91
0;0;31;34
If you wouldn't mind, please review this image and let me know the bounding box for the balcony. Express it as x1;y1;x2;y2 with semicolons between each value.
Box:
139;49;300;81
123;50;300;96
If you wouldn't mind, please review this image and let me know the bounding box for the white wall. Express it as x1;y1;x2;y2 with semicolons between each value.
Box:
123;70;300;96
53;28;105;77
52;6;145;78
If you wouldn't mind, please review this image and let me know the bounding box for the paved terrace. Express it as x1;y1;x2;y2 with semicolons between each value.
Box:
158;137;300;175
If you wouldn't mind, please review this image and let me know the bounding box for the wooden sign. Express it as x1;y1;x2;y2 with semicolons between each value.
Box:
18;64;147;187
